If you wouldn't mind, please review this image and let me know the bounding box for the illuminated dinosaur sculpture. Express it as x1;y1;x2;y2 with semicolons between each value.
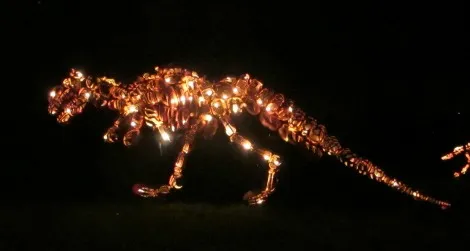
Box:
47;67;451;208
442;142;470;178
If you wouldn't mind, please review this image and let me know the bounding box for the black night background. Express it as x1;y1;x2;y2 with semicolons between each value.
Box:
2;1;468;250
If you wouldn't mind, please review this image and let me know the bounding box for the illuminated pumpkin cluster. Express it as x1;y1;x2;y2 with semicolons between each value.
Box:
47;67;451;208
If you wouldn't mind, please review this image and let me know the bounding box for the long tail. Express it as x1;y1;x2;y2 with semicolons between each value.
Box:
238;77;451;209
320;134;451;208
279;113;450;208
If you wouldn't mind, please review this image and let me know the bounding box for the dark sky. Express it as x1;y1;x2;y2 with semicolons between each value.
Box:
4;1;468;209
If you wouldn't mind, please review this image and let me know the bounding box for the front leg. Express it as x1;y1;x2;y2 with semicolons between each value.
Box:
219;115;282;205
133;118;200;198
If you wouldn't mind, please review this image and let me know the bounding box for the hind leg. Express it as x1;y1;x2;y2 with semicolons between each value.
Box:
219;115;282;205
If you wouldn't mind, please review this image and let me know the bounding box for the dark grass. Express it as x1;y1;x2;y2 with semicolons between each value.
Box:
0;199;466;251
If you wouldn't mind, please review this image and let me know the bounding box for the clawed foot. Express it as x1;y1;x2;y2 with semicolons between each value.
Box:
243;190;270;206
132;184;172;198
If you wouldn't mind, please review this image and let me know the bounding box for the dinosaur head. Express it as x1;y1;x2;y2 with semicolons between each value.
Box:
47;69;95;124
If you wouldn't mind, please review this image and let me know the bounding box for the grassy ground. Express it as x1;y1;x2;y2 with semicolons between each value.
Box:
0;200;465;250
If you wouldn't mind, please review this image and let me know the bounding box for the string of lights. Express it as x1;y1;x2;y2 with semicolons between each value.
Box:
47;67;451;209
